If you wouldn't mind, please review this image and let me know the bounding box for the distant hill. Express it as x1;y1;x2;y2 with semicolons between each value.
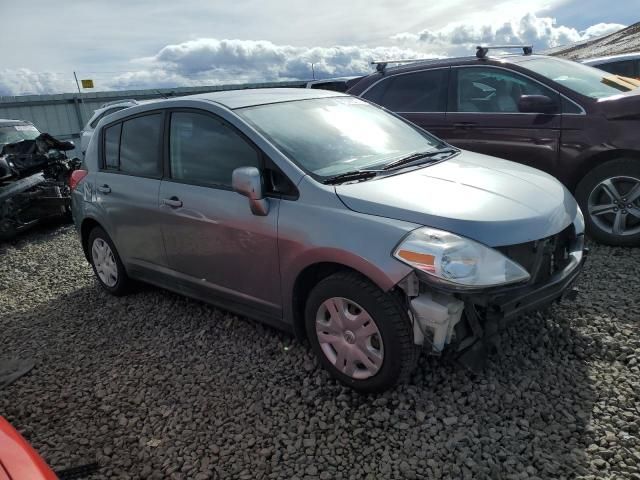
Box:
545;22;640;60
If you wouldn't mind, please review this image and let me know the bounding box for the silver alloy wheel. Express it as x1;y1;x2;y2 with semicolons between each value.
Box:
91;238;118;287
315;297;384;380
588;176;640;236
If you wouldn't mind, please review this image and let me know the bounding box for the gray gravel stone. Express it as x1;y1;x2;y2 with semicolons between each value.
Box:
1;226;639;479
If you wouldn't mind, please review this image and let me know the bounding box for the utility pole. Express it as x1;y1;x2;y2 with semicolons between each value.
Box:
73;72;81;94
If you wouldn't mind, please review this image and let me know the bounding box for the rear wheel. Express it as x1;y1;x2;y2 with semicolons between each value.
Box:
576;158;640;246
88;226;131;295
304;271;418;393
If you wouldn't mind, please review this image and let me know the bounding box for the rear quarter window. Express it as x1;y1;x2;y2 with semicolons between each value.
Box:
103;123;121;169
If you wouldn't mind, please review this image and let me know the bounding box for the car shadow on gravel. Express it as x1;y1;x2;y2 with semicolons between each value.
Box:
1;273;606;480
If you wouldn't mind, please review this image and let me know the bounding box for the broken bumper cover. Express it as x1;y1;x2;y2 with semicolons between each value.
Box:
412;234;587;366
458;239;586;369
466;241;586;323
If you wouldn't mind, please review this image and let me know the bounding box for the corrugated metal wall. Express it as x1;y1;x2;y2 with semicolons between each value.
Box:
0;81;307;157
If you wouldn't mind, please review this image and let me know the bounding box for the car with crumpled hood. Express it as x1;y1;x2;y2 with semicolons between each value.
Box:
0;119;41;148
70;88;586;392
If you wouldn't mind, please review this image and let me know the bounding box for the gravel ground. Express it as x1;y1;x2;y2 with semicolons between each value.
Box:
1;225;639;480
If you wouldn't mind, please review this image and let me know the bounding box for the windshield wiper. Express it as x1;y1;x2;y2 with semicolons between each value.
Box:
323;169;382;185
382;148;458;171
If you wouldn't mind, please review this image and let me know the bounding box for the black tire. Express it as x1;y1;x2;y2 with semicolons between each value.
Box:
87;226;131;296
576;158;640;247
304;271;419;393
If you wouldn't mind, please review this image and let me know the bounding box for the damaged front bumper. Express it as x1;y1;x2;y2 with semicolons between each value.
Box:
406;232;587;369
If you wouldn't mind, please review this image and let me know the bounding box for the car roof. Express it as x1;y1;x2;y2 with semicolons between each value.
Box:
177;87;347;109
582;52;640;65
370;54;552;75
0;119;33;127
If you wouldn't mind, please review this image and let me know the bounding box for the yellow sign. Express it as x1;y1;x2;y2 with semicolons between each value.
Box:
81;79;94;89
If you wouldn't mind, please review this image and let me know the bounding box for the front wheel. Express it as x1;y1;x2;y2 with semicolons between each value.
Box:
304;271;419;393
576;158;640;246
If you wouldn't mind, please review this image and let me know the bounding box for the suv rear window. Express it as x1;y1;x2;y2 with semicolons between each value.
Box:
362;69;448;112
102;113;162;177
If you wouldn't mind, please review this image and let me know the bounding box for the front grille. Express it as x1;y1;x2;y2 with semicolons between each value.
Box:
496;224;576;286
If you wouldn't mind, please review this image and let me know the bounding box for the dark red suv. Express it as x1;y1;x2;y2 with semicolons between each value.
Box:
348;50;640;246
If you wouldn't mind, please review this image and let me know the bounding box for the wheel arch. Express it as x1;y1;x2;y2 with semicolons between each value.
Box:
80;217;103;262
573;149;640;192
288;259;409;341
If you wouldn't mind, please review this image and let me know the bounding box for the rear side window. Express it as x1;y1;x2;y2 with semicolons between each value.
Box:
362;69;448;112
169;111;260;188
101;113;162;177
103;123;121;169
119;114;163;177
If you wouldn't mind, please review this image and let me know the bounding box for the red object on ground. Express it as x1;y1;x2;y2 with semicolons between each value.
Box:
0;417;57;480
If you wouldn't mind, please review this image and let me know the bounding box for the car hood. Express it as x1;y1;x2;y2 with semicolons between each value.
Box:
598;86;640;120
335;151;578;247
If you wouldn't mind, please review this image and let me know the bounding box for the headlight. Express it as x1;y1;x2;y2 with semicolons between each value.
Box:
393;227;530;288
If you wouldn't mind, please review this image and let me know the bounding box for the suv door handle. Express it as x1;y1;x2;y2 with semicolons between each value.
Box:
162;196;183;208
453;122;477;130
97;184;111;194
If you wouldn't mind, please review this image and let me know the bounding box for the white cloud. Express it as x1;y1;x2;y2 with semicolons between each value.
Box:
391;12;625;54
132;39;432;83
0;69;74;97
581;22;627;39
0;41;432;96
0;9;627;97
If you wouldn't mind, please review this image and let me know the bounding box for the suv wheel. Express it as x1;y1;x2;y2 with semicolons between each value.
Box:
576;158;640;246
305;271;418;393
88;226;131;295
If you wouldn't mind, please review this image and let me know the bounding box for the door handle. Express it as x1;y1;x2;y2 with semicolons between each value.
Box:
453;122;476;130
162;196;183;208
97;184;111;194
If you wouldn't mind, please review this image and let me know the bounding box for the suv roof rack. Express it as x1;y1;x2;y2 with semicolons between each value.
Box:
99;99;138;109
476;45;532;59
370;58;436;73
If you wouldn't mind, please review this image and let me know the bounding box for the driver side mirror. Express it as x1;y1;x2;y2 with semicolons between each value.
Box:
232;166;269;216
518;95;559;114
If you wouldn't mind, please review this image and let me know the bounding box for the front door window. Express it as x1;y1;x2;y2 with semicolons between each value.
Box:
454;67;557;113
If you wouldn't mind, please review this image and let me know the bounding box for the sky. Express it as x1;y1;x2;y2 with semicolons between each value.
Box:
0;0;637;96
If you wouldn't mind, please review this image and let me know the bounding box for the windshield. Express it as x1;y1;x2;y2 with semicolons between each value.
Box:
237;97;445;178
0;124;41;146
521;57;634;99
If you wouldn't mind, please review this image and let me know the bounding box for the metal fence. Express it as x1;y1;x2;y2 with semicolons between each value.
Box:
0;81;307;157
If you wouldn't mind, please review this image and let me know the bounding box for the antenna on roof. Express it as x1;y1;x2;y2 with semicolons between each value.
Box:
476;45;533;59
370;58;437;73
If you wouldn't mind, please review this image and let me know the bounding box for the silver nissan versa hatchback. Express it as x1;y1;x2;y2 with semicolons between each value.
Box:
71;88;586;392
